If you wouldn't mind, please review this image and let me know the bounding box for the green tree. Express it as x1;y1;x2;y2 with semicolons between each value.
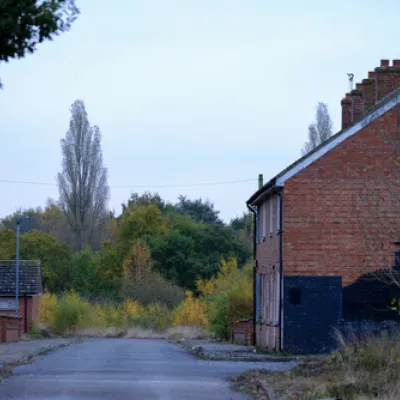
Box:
148;230;197;287
175;195;222;224
71;247;100;294
0;229;73;292
118;205;169;253
122;192;167;214
1;208;43;233
20;230;73;292
0;0;79;87
230;212;253;251
0;229;17;259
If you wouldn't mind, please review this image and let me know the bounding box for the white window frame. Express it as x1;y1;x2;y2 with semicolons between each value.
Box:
262;202;266;239
269;198;273;237
276;196;281;232
275;271;280;324
263;273;268;321
269;272;274;324
256;207;260;242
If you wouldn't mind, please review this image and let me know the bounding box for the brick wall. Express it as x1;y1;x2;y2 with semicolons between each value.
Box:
0;296;38;333
283;106;400;286
231;318;254;345
0;314;23;343
256;193;281;349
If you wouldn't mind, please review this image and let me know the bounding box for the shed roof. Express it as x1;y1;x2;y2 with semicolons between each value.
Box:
0;260;43;296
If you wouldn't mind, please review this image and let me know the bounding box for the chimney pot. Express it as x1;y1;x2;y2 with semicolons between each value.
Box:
368;71;375;79
380;59;390;67
393;60;400;67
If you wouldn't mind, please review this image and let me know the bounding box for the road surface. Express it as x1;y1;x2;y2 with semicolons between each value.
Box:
1;339;292;399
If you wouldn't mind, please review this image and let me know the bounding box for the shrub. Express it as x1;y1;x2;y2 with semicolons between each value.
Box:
172;291;209;327
195;258;253;338
51;291;93;333
122;273;185;308
38;292;57;324
144;303;172;331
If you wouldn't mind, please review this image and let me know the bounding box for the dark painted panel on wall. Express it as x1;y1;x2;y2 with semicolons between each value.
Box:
343;269;400;322
284;276;342;354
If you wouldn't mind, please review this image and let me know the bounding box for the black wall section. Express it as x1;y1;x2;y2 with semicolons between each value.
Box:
283;276;342;354
343;270;400;322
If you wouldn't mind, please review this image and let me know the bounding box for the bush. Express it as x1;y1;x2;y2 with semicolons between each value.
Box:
51;291;93;333
144;303;172;331
122;272;185;308
208;294;229;338
172;291;209;327
38;292;57;324
196;258;253;338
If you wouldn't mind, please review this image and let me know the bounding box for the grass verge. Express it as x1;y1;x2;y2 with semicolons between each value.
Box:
231;329;400;400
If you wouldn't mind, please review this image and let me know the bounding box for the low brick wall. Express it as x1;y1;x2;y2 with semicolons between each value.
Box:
0;314;23;343
231;318;254;345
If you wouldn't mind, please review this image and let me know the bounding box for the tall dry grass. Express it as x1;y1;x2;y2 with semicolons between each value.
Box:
326;329;400;399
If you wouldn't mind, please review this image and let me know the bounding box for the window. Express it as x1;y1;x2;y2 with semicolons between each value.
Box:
289;288;302;305
256;207;260;242
269;198;273;236
262;202;266;239
256;275;261;319
276;196;281;232
269;272;274;323
275;271;280;324
263;274;268;321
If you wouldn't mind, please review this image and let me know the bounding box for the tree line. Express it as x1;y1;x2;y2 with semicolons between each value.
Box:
0;99;252;304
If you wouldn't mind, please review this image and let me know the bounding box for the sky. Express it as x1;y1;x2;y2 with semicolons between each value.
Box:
1;0;400;222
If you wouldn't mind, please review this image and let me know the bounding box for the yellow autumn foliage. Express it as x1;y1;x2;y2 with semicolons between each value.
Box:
37;257;251;338
38;292;57;324
172;290;209;327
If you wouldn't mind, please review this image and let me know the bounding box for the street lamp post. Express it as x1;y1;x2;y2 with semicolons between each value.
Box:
15;216;29;315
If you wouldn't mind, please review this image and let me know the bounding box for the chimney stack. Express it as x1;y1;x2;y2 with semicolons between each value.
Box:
351;84;363;122
341;60;400;130
375;59;400;101
341;93;352;129
361;72;376;112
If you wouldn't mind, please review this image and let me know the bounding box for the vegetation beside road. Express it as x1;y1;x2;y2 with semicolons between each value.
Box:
231;329;400;400
37;257;253;338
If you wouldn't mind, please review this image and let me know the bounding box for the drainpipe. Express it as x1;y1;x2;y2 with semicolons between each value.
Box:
247;174;263;346
272;187;283;352
247;203;257;346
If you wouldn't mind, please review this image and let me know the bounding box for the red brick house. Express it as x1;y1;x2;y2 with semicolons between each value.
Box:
247;59;400;353
0;260;43;342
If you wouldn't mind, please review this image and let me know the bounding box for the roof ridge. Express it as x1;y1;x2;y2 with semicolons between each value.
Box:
247;86;400;205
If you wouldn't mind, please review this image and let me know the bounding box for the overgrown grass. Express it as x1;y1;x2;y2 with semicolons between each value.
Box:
232;329;400;400
327;329;400;399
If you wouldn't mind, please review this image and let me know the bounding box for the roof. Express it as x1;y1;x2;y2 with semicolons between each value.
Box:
247;87;400;206
0;260;43;296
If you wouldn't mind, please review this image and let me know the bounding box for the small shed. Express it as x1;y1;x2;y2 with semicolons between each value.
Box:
0;260;43;341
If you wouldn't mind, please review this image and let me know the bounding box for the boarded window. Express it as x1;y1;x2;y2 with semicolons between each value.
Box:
256;275;261;318
269;199;273;235
262;202;266;238
289;288;302;305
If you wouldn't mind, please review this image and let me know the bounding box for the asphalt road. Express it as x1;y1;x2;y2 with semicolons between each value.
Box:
1;339;292;400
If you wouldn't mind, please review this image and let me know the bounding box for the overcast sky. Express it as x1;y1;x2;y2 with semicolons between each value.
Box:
0;0;399;222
